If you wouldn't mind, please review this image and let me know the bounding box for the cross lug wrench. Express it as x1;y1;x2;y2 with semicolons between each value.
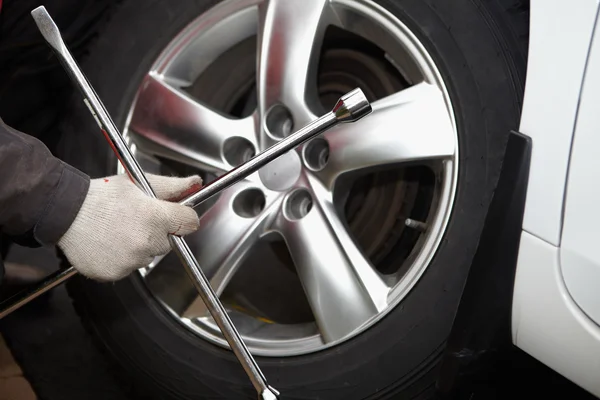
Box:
0;6;372;399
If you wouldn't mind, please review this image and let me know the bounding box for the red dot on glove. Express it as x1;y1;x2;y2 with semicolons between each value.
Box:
168;183;201;202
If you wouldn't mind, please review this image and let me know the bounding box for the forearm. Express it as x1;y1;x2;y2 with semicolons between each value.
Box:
0;117;89;247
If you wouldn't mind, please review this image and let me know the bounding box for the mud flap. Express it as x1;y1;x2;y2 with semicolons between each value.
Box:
435;130;532;398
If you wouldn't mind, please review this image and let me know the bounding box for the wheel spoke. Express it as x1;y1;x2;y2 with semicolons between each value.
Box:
128;73;256;173
256;0;333;143
276;185;388;343
317;82;456;188
180;183;281;318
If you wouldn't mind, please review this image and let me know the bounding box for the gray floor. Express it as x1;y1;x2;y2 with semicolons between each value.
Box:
0;334;37;400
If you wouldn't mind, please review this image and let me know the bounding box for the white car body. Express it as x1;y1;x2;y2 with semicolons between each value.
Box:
512;0;600;396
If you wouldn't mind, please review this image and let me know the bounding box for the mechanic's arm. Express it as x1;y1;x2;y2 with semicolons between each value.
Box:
0;118;201;281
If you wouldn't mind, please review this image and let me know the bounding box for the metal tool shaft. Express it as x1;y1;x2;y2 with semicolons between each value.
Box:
0;268;77;318
0;7;372;399
182;114;335;208
29;6;274;397
0;107;350;321
181;82;372;208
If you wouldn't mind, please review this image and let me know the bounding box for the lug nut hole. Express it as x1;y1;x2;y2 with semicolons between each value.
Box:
233;188;266;218
285;189;313;220
224;137;255;167
265;104;294;139
303;138;330;171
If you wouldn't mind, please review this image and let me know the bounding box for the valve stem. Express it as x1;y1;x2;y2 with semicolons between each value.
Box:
405;218;427;232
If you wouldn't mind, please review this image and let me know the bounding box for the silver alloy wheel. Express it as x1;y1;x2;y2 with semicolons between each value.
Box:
120;0;458;357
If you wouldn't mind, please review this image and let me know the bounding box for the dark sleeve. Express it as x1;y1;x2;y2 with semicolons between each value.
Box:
0;117;90;247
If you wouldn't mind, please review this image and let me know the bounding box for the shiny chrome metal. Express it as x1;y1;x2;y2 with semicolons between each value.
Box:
258;150;302;191
28;7;270;398
128;0;459;357
316;82;455;190
260;387;281;400
128;73;257;173
332;88;371;122
180;88;370;208
257;0;333;147
166;234;278;400
0;267;77;319
274;177;386;342
0;9;373;398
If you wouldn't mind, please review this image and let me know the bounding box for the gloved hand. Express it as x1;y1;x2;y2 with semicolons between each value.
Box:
58;173;202;282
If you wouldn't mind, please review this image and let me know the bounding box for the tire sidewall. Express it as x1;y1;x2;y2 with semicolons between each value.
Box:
58;0;526;398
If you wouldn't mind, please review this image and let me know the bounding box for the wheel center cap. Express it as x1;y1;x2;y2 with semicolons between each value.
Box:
258;150;302;191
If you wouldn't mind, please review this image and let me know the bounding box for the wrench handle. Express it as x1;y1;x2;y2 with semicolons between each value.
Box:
1;7;371;400
0;267;77;319
30;6;275;397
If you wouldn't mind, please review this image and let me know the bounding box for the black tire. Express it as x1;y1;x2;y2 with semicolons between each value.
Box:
56;0;529;398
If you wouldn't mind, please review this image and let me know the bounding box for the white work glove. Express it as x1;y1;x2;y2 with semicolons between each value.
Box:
58;173;202;282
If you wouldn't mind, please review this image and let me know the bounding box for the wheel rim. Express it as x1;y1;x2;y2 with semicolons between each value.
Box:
121;0;458;357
